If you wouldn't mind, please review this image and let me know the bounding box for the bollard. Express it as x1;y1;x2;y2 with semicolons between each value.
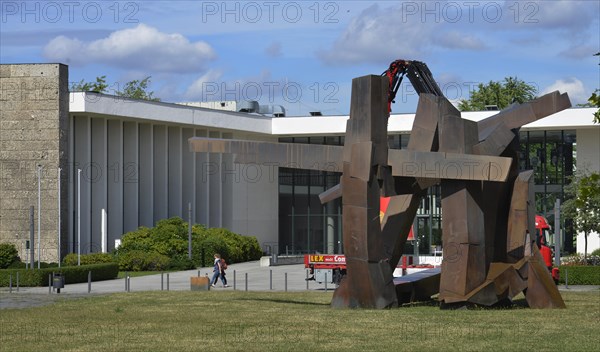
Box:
16;272;19;292
306;269;309;290
245;273;248;292
269;270;273;290
88;271;92;293
161;272;164;291
125;272;128;292
324;273;328;293
167;273;170;291
48;274;52;294
565;268;569;289
233;270;236;290
9;273;12;293
198;270;201;277
285;272;288;292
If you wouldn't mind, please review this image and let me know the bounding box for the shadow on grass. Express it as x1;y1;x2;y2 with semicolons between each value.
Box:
236;297;331;307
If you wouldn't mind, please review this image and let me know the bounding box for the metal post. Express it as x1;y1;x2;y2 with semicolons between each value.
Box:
197;270;200;277
9;273;12;293
285;272;288;292
127;275;131;292
188;202;193;260
306;269;309;290
554;199;561;267
245;272;248;291
88;271;91;293
324;273;328;292
37;165;42;269
565;268;569;289
125;272;128;292
30;206;34;270
77;169;81;266
167;273;170;291
16;272;19;292
58;167;61;268
233;270;236;290
161;272;164;290
48;274;52;294
269;269;272;290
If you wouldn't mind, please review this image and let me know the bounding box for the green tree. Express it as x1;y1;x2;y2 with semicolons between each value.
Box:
562;171;600;260
71;75;108;93
458;77;537;111
70;75;160;101
116;76;160;101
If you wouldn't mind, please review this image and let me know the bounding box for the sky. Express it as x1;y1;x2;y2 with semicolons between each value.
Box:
1;0;598;116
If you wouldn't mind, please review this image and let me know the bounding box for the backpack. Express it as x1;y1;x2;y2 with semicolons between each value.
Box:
220;259;227;270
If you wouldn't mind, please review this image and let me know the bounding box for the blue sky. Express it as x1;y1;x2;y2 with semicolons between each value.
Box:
1;0;598;116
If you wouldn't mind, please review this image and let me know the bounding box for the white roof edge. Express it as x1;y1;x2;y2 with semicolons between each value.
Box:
69;92;272;134
271;108;598;135
69;93;597;136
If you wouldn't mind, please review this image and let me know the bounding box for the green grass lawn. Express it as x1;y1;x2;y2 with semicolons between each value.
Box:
1;290;598;351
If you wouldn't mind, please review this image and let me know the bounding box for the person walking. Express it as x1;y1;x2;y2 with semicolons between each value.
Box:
211;253;228;288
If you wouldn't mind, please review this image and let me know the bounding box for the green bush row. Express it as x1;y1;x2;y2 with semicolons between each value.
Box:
558;266;600;285
63;253;115;266
115;217;263;270
0;263;119;287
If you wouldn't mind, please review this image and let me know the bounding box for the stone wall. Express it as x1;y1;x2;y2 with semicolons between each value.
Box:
0;63;69;263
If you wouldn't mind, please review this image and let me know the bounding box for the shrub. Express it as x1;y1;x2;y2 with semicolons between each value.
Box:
591;248;600;257
0;243;20;269
168;255;196;271
193;236;229;267
116;217;263;269
559;265;600;285
116;250;170;271
0;263;119;287
63;253;115;266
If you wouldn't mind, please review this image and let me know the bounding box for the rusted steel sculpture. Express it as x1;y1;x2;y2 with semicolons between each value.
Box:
189;65;570;309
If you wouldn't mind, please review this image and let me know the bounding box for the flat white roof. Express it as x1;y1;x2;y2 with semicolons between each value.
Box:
70;92;272;134
70;92;597;136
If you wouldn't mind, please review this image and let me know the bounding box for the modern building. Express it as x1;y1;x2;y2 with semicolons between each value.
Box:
1;63;598;263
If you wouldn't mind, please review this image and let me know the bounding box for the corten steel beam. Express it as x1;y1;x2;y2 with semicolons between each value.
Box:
477;91;571;142
525;244;566;308
438;115;488;300
506;170;536;263
331;75;398;309
189;138;344;172
380;94;446;270
189;140;513;182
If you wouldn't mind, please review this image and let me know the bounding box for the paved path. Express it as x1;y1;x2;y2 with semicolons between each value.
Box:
0;262;334;309
2;261;597;309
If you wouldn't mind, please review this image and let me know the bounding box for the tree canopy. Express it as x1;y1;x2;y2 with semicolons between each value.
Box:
70;75;160;102
458;77;537;111
562;171;600;259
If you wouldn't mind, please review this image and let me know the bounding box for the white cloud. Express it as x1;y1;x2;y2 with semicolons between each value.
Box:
184;69;224;99
43;24;216;73
318;4;434;65
542;78;588;104
317;4;494;65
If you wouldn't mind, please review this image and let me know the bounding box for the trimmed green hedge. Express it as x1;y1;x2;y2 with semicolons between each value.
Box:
0;263;119;287
559;266;600;285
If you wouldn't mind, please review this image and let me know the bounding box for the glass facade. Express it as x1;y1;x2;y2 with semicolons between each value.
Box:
278;129;577;255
